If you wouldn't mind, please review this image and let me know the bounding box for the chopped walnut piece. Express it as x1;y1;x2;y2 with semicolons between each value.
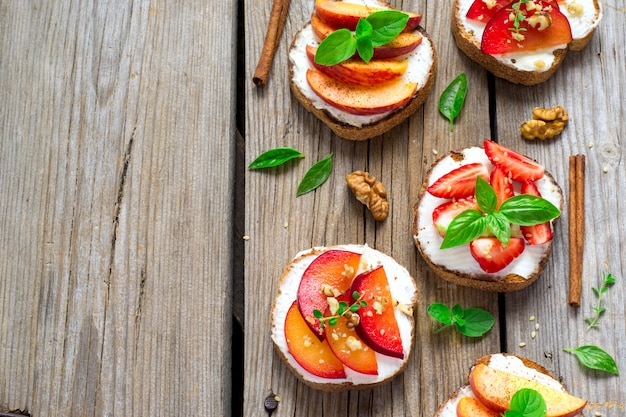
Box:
345;171;389;221
520;105;568;140
528;11;552;31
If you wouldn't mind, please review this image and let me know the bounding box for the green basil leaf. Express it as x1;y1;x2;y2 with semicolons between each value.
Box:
563;345;620;375
427;303;452;325
486;212;511;245
297;153;333;196
440;209;486;249
355;17;373;39
451;304;465;324
455;307;495;337
367;10;408;46
508;388;547;417
356;35;374;63
498;194;560;226
248;147;304;170
439;72;468;131
504;411;525;417
314;29;357;66
475;176;497;213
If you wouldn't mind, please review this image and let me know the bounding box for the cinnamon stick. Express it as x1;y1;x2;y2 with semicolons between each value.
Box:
253;0;291;87
568;154;585;307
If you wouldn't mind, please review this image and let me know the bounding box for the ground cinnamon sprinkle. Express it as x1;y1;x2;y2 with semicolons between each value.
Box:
568;154;585;307
253;0;291;87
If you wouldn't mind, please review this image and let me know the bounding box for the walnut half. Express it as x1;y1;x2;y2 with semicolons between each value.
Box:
345;171;389;221
520;105;568;140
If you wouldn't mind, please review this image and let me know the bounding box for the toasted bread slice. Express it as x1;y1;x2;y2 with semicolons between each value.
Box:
451;0;601;85
270;245;417;391
412;146;563;292
434;354;585;417
289;6;436;140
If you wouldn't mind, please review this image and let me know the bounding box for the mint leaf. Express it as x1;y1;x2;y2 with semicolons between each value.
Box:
367;10;409;46
456;307;496;337
585;272;616;329
428;302;494;337
498;194;560;226
439;72;468;131
314;29;357;66
563;345;619;375
248;147;304;169
505;388;546;417
440;209;486;249
297;153;333;196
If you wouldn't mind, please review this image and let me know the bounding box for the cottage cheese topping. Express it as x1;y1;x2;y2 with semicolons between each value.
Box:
289;1;434;127
414;147;563;280
271;244;417;386
457;0;600;72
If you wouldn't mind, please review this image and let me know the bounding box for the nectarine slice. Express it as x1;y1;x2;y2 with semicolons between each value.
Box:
284;301;346;378
315;0;421;32
324;294;378;375
456;396;500;417
297;249;362;338
351;266;404;358
469;364;587;417
306;45;407;86
306;68;417;116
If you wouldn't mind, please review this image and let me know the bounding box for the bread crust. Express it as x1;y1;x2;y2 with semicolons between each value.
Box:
412;147;563;292
270;245;417;391
289;25;437;140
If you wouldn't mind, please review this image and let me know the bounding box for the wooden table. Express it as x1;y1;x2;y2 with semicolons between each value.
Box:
1;1;624;416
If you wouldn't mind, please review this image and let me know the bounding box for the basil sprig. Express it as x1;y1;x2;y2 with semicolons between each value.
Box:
248;147;304;170
563;345;619;375
297;153;333;196
314;10;409;65
439;72;468;131
427;302;495;337
504;388;547;417
440;176;560;249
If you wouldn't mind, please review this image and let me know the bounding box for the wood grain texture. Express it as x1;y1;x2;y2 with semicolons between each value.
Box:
0;1;236;416
244;0;625;416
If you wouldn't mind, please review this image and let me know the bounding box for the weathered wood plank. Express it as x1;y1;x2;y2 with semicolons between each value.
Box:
0;1;236;416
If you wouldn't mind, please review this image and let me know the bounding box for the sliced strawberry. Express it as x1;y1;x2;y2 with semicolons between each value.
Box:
481;0;572;55
427;163;490;199
470;237;525;273
484;140;544;181
432;196;479;237
490;165;514;208
466;0;511;24
520;180;553;244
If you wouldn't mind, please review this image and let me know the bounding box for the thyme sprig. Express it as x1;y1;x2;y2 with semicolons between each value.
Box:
313;291;368;328
508;0;530;41
585;272;616;330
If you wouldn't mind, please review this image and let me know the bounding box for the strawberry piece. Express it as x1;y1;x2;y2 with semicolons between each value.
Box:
520;180;553;244
427;163;490;199
432;196;479;237
490;165;514;208
470;237;525;273
466;0;511;24
481;0;572;55
484;140;545;181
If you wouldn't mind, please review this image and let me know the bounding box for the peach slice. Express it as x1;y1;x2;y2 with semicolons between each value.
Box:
351;266;404;358
306;45;407;86
284;301;346;378
297;249;362;338
325;294;378;375
314;0;421;32
457;396;500;417
306;68;417;116
311;13;423;60
469;364;587;417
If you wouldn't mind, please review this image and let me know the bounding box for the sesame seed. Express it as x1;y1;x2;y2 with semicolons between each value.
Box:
531;331;537;339
588;142;594;148
603;166;609;173
529;315;536;321
535;323;540;330
243;235;250;241
519;342;527;347
283;221;289;228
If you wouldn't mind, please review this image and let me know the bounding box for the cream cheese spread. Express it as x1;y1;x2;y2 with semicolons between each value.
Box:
414;147;563;280
271;244;417;386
